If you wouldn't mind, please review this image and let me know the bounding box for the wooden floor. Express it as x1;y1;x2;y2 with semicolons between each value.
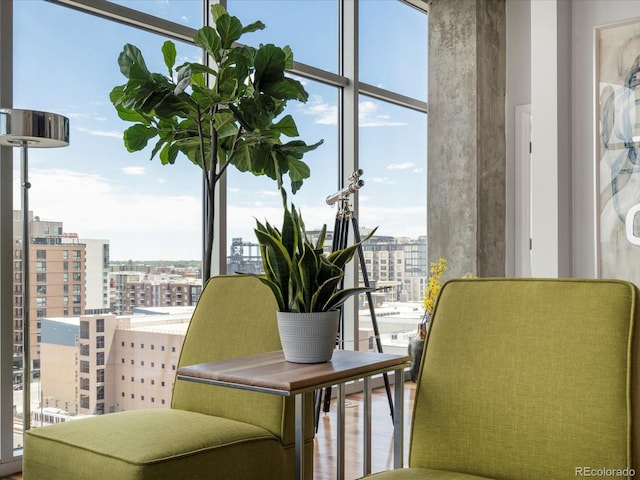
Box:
314;381;415;480
0;382;416;480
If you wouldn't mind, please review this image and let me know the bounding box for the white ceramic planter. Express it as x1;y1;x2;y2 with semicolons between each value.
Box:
276;311;340;363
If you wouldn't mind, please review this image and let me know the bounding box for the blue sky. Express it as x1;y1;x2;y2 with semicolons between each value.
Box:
12;0;427;261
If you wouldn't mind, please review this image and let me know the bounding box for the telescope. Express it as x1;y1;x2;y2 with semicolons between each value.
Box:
325;170;365;206
348;169;363;181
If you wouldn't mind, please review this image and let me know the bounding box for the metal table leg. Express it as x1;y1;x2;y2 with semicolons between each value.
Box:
363;376;372;476
295;393;304;479
393;368;405;468
337;383;346;480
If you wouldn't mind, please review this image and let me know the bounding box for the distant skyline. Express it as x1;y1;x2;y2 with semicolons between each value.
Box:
11;0;427;261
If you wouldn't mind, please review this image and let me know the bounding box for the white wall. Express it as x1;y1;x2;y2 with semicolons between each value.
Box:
505;0;531;276
506;0;640;278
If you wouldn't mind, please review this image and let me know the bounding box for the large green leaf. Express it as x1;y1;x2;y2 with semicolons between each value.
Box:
254;224;292;309
194;26;222;62
297;241;320;310
162;41;176;75
323;287;373;312
254;275;286;312
315;224;327;250
139;91;171;116
287;158;311;183
159;142;181;166
282;45;294;70
233;95;278;131
225;46;255;86
281;205;298;259
254;44;286;90
264;77;308;101
230;141;252;172
273;115;299;137
210;4;227;22
242;20;266;35
278;139;324;159
154;93;193;119
123;124;158;152
326;244;359;270
174;64;192;95
150;136;167;162
215;11;243;49
111;96;149;124
118;44;151;80
311;275;343;311
185;62;218;80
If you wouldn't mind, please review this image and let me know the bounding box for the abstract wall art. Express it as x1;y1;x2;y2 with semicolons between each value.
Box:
596;17;640;283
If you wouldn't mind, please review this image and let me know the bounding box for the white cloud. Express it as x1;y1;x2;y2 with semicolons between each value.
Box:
16;168;200;260
67;112;107;122
387;162;415;170
76;126;122;138
260;190;282;197
304;96;338;125
303;97;407;128
359;100;407;128
357;205;427;239
367;176;395;185
228;203;336;243
122;166;146;176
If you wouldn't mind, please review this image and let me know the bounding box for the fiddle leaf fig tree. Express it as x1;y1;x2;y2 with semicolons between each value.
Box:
110;4;323;280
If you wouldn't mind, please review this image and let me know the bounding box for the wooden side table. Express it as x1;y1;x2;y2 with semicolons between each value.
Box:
177;349;411;480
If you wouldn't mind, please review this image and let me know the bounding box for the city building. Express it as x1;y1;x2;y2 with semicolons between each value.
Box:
108;265;202;315
40;309;192;417
81;239;110;315
227;233;429;302
12;211;87;385
361;235;428;303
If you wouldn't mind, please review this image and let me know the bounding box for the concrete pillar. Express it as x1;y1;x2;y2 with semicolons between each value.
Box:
428;0;506;278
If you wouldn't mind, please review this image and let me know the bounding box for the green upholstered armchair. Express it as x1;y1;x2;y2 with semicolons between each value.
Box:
23;275;314;479
363;278;640;480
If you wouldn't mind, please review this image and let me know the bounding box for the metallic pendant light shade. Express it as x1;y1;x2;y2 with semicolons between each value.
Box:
0;108;69;147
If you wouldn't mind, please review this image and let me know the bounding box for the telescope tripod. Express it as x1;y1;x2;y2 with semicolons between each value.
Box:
314;177;395;430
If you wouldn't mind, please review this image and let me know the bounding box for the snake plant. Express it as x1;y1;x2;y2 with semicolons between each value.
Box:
254;190;374;313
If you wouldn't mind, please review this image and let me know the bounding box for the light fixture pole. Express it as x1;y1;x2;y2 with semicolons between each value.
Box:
0;108;69;431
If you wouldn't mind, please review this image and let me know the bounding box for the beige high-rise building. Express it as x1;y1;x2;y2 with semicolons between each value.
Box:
40;310;190;417
13;212;86;385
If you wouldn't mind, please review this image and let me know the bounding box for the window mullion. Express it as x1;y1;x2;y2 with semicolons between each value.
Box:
44;0;196;43
339;0;359;351
0;0;20;471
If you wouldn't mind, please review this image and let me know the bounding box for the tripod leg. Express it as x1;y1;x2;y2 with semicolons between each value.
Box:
351;216;395;422
323;386;332;413
314;389;322;433
321;213;350;418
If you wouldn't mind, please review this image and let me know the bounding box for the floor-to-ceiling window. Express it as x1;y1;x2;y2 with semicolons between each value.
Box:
0;0;426;473
226;0;428;352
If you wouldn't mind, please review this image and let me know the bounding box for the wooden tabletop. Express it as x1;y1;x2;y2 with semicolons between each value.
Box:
176;350;412;396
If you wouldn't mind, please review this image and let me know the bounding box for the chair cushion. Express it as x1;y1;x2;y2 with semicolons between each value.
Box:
23;408;289;479
361;468;494;479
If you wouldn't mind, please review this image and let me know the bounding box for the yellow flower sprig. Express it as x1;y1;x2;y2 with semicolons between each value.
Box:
422;257;448;315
